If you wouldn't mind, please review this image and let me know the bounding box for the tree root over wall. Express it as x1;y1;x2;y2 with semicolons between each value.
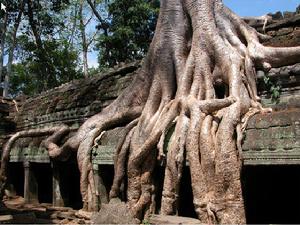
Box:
2;0;300;223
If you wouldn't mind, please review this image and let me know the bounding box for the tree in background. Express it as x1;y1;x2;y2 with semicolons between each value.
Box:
78;0;101;77
0;0;159;96
3;0;25;97
96;0;159;67
10;36;81;96
2;1;300;224
0;1;8;90
0;0;83;96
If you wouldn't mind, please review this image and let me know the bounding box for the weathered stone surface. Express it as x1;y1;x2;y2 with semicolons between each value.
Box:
256;63;300;110
91;199;138;224
75;210;92;220
283;11;296;19
148;214;201;224
10;146;50;163
262;14;300;47
243;109;300;165
0;98;16;135
91;127;126;165
0;215;13;222
14;61;141;130
2;197;91;224
0;62;140;163
270;11;283;20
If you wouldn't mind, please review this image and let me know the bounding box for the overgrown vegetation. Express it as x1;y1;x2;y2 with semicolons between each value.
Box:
1;1;300;225
0;0;159;97
263;75;282;103
96;0;159;67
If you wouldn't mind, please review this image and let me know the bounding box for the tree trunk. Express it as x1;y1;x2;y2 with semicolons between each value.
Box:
3;0;24;97
79;0;89;78
0;9;8;91
68;2;79;47
2;0;300;224
86;0;108;36
27;0;56;91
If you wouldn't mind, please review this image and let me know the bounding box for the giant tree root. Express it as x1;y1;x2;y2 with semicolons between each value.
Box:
108;0;300;223
2;0;300;223
0;125;70;191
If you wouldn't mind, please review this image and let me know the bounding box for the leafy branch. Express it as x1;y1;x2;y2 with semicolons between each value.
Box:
263;75;281;103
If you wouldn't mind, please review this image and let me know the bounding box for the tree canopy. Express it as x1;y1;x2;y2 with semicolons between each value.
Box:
0;0;159;97
96;0;159;67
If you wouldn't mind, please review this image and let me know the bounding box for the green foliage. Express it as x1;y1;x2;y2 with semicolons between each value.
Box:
263;75;281;103
96;0;159;67
2;0;84;96
2;0;160;96
142;219;151;225
10;37;82;96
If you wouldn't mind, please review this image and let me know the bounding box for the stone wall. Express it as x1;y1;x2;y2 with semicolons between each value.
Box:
14;61;140;130
241;12;300;165
0;61;140;163
0;98;17;153
243;109;300;165
1;11;300;166
264;14;300;47
257;64;300;110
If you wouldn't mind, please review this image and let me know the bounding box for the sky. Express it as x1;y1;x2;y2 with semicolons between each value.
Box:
89;0;300;68
224;0;300;16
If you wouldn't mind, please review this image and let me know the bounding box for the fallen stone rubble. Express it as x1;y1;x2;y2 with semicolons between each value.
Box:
0;196;92;224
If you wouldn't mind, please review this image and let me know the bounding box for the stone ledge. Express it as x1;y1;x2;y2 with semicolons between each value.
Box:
6;107;300;166
14;61;141;130
242;109;300;165
9;146;50;163
265;14;300;31
148;214;201;224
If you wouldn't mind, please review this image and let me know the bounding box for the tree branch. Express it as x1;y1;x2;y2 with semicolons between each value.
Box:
87;31;98;47
79;0;88;77
86;0;108;35
27;0;56;90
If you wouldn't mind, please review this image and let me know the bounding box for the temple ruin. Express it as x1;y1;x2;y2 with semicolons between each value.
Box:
0;9;300;224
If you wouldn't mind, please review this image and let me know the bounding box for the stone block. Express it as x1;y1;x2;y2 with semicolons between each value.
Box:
277;27;294;36
149;214;201;224
243;108;300;165
283;11;296;19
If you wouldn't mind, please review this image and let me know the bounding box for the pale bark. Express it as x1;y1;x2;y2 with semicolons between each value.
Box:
79;0;96;77
79;0;89;78
1;0;300;223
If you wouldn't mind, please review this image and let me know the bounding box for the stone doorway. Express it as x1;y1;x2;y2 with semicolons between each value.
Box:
8;160;82;209
8;162;52;204
152;166;197;218
31;162;53;203
242;165;300;224
8;162;24;197
54;161;82;209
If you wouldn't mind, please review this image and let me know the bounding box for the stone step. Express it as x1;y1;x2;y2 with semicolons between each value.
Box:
0;215;13;222
149;214;201;224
